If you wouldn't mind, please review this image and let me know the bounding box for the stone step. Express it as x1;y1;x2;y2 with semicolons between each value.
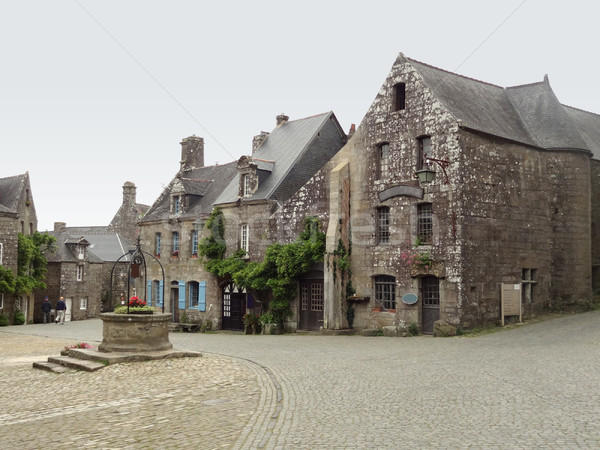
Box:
32;361;72;374
47;356;107;372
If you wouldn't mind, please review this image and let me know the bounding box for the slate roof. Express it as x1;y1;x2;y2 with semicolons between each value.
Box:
48;226;134;263
408;57;597;155
0;173;28;213
215;112;346;204
140;161;238;223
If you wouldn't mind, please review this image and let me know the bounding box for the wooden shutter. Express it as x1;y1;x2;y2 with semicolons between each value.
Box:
199;281;206;312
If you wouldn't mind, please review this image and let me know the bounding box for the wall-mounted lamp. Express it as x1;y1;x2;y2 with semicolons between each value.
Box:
415;157;450;184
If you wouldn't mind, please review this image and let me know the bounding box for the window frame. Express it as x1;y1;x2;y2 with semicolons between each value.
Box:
393;82;406;111
242;174;252;197
191;229;198;256
189;281;200;308
417;136;432;171
172;231;180;253
417;203;433;245
376;206;390;244
76;264;84;282
0;242;3;265
241;224;249;253
374;275;396;310
155;233;161;256
80;297;88;310
376;143;390;180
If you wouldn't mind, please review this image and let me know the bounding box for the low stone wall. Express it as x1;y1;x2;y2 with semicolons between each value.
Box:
99;313;173;353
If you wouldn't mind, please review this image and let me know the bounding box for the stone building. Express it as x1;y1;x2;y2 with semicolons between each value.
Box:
214;112;347;330
138;136;238;326
319;53;600;333
0;172;38;323
34;182;147;322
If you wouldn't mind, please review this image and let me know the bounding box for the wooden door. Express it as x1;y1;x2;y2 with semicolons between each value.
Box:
299;280;324;331
421;276;439;334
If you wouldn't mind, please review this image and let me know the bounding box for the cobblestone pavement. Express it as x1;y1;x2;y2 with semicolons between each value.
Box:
2;310;600;449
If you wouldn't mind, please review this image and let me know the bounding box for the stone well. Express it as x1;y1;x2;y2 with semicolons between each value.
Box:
98;313;173;353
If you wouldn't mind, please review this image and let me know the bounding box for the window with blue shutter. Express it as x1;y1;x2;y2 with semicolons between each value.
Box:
159;280;164;307
178;281;186;310
147;281;152;306
199;281;206;312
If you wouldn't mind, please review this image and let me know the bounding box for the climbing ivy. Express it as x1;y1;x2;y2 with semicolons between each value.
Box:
15;232;56;296
331;219;355;328
200;213;326;324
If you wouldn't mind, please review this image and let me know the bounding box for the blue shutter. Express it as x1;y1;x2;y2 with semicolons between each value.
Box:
159;280;164;307
178;281;186;310
147;281;152;306
199;281;206;312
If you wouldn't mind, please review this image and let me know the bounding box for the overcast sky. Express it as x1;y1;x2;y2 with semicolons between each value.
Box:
2;0;598;232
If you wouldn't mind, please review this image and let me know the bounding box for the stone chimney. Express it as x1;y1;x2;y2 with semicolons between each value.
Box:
54;222;66;233
276;113;289;128
122;181;136;206
180;135;205;172
252;131;270;153
347;124;356;139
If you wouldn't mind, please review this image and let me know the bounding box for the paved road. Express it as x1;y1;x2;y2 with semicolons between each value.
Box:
1;311;600;449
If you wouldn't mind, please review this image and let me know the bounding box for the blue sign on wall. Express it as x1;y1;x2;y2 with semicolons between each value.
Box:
402;293;418;305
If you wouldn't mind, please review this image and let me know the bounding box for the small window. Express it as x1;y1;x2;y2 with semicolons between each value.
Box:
77;265;84;281
189;281;199;308
241;224;249;253
522;269;538;304
375;275;396;309
173;196;181;214
376;207;390;244
417;203;433;244
29;223;33;235
152;280;161;306
80;297;88;310
0;243;3;265
417;136;432;171
393;82;406;111
242;174;252;197
155;233;162;256
191;230;198;256
377;143;390;180
172;232;180;253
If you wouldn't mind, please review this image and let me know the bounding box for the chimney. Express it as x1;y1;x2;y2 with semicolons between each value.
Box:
276;113;289;127
180;135;205;171
347;124;356;139
122;181;136;206
252;131;270;153
54;222;66;233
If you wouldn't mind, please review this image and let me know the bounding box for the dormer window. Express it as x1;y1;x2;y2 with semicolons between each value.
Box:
77;245;85;260
173;195;184;214
242;174;252;197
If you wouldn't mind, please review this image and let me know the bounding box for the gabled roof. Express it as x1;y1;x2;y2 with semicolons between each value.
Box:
47;226;133;263
406;56;596;155
140;161;238;223
0;173;29;213
215;112;346;204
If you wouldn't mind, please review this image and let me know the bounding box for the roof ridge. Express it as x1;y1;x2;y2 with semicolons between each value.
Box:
506;80;545;90
407;57;503;89
285;111;331;124
562;103;600;117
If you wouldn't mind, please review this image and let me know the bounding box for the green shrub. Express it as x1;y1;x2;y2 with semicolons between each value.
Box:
408;322;419;336
13;309;25;325
0;313;9;326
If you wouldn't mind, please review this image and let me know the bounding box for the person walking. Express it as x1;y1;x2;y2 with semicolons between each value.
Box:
41;297;52;323
55;296;67;324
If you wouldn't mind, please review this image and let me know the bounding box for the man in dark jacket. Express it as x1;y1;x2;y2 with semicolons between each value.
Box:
55;297;67;324
41;297;52;323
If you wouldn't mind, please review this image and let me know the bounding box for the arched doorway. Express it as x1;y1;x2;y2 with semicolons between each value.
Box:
222;282;245;330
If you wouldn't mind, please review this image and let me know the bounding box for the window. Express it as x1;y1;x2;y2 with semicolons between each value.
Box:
422;276;440;306
417;136;432;170
375;275;396;309
242;174;252;197
522;269;537;304
29;223;33;235
417;203;433;244
189;281;199;308
80;297;87;310
241;224;249;253
77;245;85;260
77;265;84;281
377;143;390;179
172;232;179;253
376;207;390;244
191;230;198;256
155;233;161;256
152;280;161;306
393;82;406;111
0;243;3;265
173;195;182;214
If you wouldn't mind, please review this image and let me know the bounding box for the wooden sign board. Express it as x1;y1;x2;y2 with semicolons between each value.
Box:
501;283;522;326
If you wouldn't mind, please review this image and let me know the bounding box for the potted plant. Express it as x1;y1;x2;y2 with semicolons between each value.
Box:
113;296;155;314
